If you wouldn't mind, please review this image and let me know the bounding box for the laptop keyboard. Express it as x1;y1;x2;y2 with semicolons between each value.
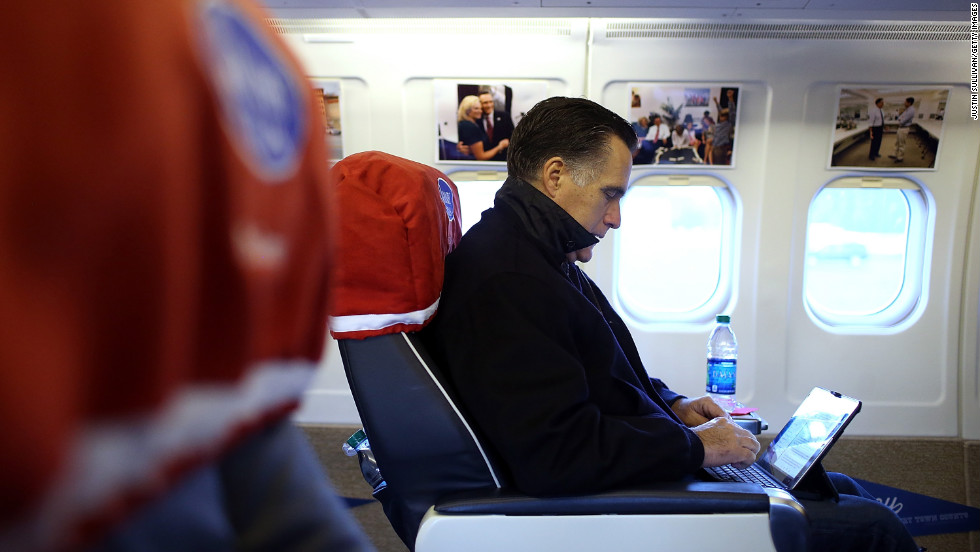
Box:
707;464;781;488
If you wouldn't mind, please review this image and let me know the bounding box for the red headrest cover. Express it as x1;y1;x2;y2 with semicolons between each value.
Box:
328;151;462;339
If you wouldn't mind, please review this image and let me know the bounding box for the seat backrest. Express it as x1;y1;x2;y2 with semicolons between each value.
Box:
327;151;499;547
339;332;502;547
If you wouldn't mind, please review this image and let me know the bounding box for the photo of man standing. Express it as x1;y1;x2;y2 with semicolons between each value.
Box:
480;89;515;161
868;97;885;160
890;96;916;163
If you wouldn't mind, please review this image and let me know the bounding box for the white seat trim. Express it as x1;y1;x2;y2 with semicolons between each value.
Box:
330;298;440;334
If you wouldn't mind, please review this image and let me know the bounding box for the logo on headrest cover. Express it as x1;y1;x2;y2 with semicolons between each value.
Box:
197;0;306;180
437;178;455;221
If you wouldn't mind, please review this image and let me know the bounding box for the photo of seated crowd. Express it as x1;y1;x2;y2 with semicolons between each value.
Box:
630;84;739;166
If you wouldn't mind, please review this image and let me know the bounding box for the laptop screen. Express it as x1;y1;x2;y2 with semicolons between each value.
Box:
756;387;862;489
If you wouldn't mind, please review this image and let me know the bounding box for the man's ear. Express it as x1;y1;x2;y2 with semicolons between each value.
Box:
540;156;565;198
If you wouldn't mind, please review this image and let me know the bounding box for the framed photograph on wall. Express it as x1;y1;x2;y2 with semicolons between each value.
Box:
628;83;740;167
310;79;343;161
830;86;949;170
434;80;550;164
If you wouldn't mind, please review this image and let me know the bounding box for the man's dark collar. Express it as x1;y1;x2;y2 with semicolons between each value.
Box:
493;176;598;264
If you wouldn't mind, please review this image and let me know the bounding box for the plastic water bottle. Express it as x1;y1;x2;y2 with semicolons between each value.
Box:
341;428;369;456
343;429;387;494
706;314;738;411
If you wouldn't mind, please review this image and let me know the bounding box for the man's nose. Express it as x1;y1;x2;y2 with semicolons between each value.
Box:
606;202;622;229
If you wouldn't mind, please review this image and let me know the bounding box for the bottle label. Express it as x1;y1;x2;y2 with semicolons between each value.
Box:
706;357;736;395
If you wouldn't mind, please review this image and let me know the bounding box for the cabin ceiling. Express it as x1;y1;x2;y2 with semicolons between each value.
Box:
260;0;967;22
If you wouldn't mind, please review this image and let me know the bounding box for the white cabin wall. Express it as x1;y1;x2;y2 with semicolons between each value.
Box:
588;27;979;436
283;19;979;438
962;142;980;440
787;80;975;437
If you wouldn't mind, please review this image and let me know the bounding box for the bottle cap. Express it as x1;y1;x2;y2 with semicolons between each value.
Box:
716;314;730;323
346;428;367;448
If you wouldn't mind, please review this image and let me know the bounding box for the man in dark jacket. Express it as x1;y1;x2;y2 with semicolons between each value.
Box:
422;96;921;552
422;96;759;495
479;90;515;162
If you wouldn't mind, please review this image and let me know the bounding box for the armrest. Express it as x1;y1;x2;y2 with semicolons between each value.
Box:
434;481;771;516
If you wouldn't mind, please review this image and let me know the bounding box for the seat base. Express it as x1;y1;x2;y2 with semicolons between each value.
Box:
416;486;809;552
416;508;780;552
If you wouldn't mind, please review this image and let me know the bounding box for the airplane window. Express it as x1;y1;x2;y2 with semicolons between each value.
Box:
803;177;931;329
615;175;736;323
447;171;507;235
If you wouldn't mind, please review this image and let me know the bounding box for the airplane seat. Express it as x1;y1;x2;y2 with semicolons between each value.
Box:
328;150;809;552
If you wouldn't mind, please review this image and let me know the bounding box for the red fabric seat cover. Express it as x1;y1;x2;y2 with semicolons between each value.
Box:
328;151;462;339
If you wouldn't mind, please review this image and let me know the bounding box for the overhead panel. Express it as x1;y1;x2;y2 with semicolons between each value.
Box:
595;20;971;40
805;0;966;11
542;0;807;7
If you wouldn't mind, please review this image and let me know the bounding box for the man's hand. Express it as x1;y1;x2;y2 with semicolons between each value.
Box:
692;417;760;469
671;395;728;427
